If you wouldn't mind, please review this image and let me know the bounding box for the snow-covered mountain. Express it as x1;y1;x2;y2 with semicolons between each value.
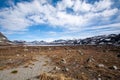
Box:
13;40;26;44
26;40;47;45
50;34;120;45
13;40;47;45
12;33;120;46
79;34;120;45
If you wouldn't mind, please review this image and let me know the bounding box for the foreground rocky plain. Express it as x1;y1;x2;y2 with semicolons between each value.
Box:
0;45;120;80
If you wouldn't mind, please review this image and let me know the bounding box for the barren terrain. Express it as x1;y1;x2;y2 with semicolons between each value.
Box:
0;45;120;80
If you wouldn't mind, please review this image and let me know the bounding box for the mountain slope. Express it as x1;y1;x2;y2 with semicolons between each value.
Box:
51;34;120;45
0;32;11;45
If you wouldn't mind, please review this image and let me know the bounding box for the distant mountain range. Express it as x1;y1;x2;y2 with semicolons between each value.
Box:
13;40;47;45
50;34;120;46
0;32;120;46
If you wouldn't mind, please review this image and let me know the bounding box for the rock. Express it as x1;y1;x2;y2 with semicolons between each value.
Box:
65;67;69;72
54;66;60;71
62;67;69;72
87;58;92;63
98;74;101;77
87;57;95;63
23;54;26;57
78;50;84;55
97;64;105;68
16;54;20;57
113;66;117;70
61;59;66;64
109;65;118;70
98;78;102;80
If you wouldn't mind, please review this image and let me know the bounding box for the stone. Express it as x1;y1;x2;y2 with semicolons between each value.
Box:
98;78;102;80
78;50;84;55
87;58;92;62
65;67;69;72
97;64;105;68
23;55;26;57
109;65;118;70
98;74;101;77
54;66;60;71
113;66;118;70
62;67;69;72
87;57;95;63
16;54;20;57
61;59;66;64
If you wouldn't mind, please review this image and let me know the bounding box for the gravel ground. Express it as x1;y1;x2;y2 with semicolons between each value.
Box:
0;55;54;80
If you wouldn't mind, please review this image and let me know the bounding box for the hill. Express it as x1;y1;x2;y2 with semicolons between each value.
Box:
0;32;11;45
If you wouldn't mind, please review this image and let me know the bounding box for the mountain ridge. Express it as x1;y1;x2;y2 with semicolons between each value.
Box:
0;32;119;46
13;33;120;46
0;32;12;45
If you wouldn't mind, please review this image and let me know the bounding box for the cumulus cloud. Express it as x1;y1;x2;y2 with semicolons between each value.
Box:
0;0;119;32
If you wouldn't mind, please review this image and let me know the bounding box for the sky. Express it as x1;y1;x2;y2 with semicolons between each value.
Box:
0;0;120;42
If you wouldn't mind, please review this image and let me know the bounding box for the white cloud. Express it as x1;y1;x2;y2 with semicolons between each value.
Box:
0;0;119;32
84;22;120;30
101;8;118;17
91;0;112;12
73;0;92;12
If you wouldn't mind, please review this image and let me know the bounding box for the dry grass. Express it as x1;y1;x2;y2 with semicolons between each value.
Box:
0;45;120;80
0;66;6;70
39;73;74;80
11;70;18;74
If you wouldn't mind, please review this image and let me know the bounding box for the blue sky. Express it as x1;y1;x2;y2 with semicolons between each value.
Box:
0;0;120;42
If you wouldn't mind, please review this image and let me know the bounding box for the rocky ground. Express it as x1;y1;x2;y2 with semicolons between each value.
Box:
0;45;120;80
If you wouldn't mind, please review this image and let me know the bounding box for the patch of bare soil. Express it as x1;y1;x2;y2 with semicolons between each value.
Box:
0;55;54;80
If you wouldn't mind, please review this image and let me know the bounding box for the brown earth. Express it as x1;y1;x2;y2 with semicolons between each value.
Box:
0;45;120;80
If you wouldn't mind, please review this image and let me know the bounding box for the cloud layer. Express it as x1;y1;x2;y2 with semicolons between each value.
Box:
0;0;119;31
0;0;120;41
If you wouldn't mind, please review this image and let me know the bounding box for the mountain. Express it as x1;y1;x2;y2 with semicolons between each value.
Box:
51;34;120;46
26;40;47;45
13;40;26;44
79;34;120;45
12;33;120;46
13;40;47;45
0;32;11;45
